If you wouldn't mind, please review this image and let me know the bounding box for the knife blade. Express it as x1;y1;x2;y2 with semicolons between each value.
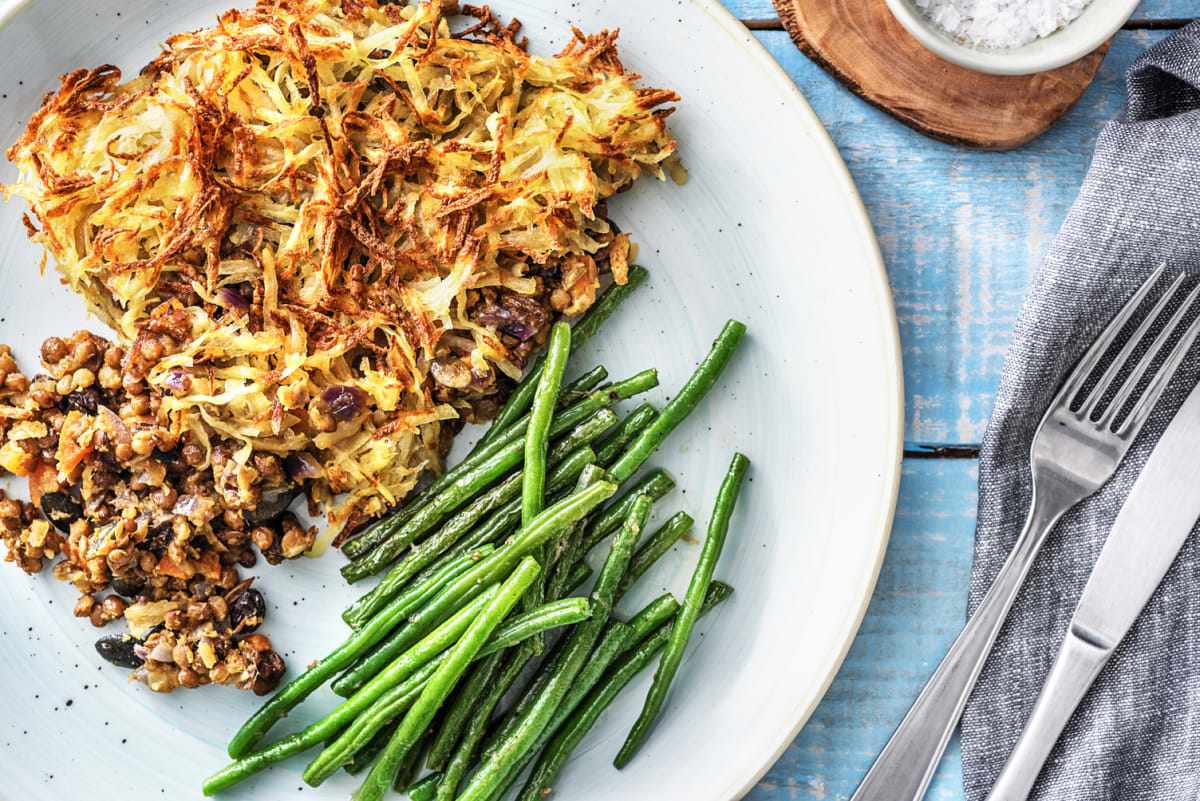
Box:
987;377;1200;801
1073;381;1200;650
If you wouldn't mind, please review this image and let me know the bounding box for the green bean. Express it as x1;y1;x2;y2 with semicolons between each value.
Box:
343;426;609;629
332;481;617;697
407;447;595;588
569;265;650;344
396;444;596;599
622;593;680;643
342;440;527;583
328;593;589;780
458;495;653;801
335;450;594;671
616;512;694;599
543;464;610;604
341;720;397;776
344;370;656;577
556;366;608;410
521;322;571;652
301;658;441;786
391;726;431;792
479;598;590;656
351;557;542;801
407;772;441;801
463;472;616;763
337;591;589;702
607;319;746;483
203;589;481;801
478;596;679;793
594;403;657;466
547;621;631;730
475;481;604;765
541;370;657;438
580;469;676;554
226;548;490;759
516;582;734;801
524;322;571;527
516;598;678;756
342;412;537;562
476;638;563;762
425;651;504;773
562;561;592;595
437;646;533;801
471;625;633;800
341;364;614;564
614;453;749;768
326;585;499;705
473;266;649;452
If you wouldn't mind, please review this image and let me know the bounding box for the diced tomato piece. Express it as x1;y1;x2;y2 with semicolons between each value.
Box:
27;460;59;506
155;554;194;580
55;411;95;474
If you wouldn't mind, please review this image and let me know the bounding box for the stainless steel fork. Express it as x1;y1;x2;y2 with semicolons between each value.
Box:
851;265;1200;801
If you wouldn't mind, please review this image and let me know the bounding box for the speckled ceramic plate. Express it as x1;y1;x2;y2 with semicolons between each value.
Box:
0;1;902;799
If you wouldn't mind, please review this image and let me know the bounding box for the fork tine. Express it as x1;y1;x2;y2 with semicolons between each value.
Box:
1080;271;1186;420
1112;283;1200;437
1055;265;1165;410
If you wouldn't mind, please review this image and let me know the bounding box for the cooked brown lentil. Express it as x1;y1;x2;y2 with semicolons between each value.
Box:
0;332;295;693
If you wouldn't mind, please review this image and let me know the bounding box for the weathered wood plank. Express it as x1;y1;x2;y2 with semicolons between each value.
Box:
751;28;1169;447
725;0;1200;22
749;458;979;800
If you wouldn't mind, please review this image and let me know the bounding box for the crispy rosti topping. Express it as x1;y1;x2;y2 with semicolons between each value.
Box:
4;0;678;529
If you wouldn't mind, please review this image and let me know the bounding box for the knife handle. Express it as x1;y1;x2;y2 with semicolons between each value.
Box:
986;628;1112;801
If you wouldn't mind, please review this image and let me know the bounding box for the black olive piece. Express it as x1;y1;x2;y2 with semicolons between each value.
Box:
242;482;301;527
230;588;266;632
143;523;173;557
61;387;101;415
95;448;123;471
95;634;144;669
110;573;146;598
152;443;183;464
255;649;285;682
40;492;84;534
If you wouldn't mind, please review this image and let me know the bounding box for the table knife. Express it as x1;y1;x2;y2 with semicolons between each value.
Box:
986;378;1200;801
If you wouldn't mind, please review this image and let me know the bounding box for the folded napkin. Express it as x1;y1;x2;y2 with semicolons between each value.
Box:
960;25;1200;801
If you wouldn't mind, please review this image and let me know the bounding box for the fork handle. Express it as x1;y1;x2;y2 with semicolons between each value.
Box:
850;491;1066;801
985;631;1111;801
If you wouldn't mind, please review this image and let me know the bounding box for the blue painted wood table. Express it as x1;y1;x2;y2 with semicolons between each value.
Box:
718;3;1200;799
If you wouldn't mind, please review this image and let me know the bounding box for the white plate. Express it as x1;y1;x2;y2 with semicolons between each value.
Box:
0;2;903;799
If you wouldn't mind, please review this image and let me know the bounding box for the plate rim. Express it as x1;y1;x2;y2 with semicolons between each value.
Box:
687;2;904;798
0;0;905;797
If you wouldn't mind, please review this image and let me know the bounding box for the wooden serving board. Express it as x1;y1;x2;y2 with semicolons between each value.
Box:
770;0;1112;149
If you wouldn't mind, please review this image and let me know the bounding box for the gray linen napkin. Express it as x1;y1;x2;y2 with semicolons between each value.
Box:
960;24;1200;801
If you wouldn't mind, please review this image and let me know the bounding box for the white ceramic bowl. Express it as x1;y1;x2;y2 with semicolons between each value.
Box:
884;0;1140;75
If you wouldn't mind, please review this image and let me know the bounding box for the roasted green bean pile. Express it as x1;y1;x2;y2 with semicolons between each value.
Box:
205;272;752;800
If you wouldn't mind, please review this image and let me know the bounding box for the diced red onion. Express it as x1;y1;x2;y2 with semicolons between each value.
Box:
500;322;537;341
163;368;191;392
474;309;537;341
173;495;201;516
215;287;251;315
97;405;132;446
146;640;175;663
321;385;367;421
172;495;219;523
469;365;494;388
284;452;322;480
